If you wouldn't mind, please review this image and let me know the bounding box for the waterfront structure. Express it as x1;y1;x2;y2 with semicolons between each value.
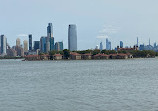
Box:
0;35;7;56
100;42;103;50
23;40;28;52
106;38;111;50
34;41;40;51
93;54;109;60
29;34;32;51
70;52;81;60
68;24;77;51
55;42;63;51
40;36;47;53
120;41;123;48
53;54;63;60
16;38;20;47
81;53;92;60
46;23;54;53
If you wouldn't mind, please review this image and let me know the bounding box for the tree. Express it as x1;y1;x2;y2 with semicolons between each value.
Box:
63;49;70;59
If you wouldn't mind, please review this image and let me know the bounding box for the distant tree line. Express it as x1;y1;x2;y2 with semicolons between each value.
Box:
39;49;158;59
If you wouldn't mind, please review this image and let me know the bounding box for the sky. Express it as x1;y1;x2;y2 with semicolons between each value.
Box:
0;0;158;50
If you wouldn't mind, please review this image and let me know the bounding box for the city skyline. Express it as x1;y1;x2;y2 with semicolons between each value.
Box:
1;0;158;50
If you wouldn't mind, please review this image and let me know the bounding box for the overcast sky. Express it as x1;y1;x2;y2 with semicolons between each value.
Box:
0;0;158;50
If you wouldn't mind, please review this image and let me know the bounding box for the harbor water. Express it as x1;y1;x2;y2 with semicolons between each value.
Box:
0;58;158;111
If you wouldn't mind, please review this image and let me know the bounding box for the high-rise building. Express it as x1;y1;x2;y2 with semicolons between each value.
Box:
0;35;7;56
59;42;63;51
154;42;157;48
55;42;63;51
23;40;28;52
100;42;103;50
106;38;111;50
16;38;21;47
137;37;139;47
34;41;40;51
40;36;47;53
29;34;32;51
68;24;77;51
46;23;54;52
120;41;123;48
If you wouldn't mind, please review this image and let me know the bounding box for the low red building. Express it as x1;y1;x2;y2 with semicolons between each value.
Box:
93;54;109;59
70;52;81;60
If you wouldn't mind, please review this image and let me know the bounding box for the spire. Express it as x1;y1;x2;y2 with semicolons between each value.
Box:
149;38;150;45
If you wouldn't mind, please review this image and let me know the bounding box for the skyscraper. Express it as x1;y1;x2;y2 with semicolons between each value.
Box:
29;34;32;51
46;23;54;52
68;24;77;51
137;37;139;47
34;41;40;51
0;35;7;56
100;42;103;50
120;41;123;48
23;40;28;52
16;38;21;47
40;36;47;53
106;38;111;50
55;41;63;51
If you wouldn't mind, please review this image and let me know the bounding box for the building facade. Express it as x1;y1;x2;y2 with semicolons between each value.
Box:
68;24;77;51
40;36;47;53
29;34;32;51
46;23;54;52
16;38;21;47
120;41;123;48
0;35;7;56
106;38;111;50
34;41;40;51
23;40;28;52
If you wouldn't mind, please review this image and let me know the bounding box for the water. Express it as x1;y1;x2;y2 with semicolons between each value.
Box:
0;58;158;111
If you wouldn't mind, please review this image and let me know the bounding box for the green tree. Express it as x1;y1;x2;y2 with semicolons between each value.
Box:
63;49;70;59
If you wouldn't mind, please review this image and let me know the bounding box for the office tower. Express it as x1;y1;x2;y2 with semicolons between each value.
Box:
106;38;111;50
100;42;103;50
154;42;157;48
40;36;47;53
55;42;63;51
58;42;63;51
23;40;28;52
34;41;40;51
55;42;60;51
120;41;123;48
137;37;138;47
149;38;151;46
46;23;54;52
29;34;32;51
16;38;21;47
68;24;77;51
0;35;7;56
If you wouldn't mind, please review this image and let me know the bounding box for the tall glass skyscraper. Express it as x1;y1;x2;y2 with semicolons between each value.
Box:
0;35;7;56
29;34;32;51
40;36;47;53
34;41;40;51
46;23;54;52
68;24;77;51
106;38;111;50
120;41;123;48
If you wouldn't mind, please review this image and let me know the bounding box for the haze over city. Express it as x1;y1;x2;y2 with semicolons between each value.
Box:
0;0;158;49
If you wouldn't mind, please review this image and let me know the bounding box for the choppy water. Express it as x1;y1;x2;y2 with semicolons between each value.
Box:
0;58;158;111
